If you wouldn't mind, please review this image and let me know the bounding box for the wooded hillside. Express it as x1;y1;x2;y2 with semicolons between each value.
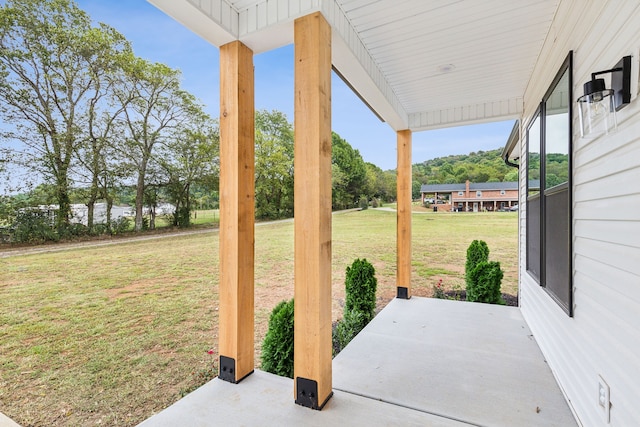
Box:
412;148;517;186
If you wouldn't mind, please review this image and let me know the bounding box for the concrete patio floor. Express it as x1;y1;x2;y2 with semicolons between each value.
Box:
139;297;578;426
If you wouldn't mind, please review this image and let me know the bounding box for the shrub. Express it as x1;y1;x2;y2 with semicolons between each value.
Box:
11;210;58;243
344;258;377;329
465;240;489;287
371;198;379;208
59;223;89;239
332;309;366;355
333;259;378;356
358;196;368;210
172;207;190;228
91;222;109;236
467;261;504;304
261;299;294;378
110;217;130;235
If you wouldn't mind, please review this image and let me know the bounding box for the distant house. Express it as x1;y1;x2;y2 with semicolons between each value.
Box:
420;180;521;212
69;203;132;226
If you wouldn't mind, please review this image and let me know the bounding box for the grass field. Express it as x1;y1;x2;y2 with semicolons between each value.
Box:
0;209;517;426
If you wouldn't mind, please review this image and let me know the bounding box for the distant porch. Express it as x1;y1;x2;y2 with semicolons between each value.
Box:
139;297;577;426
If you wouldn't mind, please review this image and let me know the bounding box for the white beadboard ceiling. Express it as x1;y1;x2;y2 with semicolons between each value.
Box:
148;0;560;131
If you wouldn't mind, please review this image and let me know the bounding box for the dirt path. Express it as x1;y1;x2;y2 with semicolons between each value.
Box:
0;210;361;259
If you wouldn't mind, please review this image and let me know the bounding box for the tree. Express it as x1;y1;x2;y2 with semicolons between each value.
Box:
412;180;422;201
0;0;129;233
158;111;219;227
74;27;132;232
332;132;366;209
113;57;196;231
254;110;294;220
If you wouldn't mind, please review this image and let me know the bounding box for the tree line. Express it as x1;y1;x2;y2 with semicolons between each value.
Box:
0;0;218;234
0;0;523;244
0;0;396;241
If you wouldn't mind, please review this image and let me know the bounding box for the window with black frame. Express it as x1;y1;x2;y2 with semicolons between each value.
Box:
526;51;573;316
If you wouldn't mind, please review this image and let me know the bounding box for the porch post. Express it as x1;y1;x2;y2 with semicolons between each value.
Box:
293;12;333;410
218;41;255;383
397;130;412;299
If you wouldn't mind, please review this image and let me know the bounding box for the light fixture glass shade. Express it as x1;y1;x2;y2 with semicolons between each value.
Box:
577;88;616;138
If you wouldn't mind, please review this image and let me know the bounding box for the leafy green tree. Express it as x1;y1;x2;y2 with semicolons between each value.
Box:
504;169;518;181
383;170;397;201
113;57;196;231
0;0;128;233
412;148;516;188
332;132;366;209
75;28;132;232
411;181;422;201
158;112;219;227
254;110;294;220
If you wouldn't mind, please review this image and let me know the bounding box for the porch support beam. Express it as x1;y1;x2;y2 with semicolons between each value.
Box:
397;130;412;299
293;12;333;410
218;40;255;384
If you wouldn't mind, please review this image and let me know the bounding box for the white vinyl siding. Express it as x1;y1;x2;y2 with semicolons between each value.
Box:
519;1;640;426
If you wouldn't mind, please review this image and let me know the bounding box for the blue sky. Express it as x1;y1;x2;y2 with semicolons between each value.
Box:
79;1;514;171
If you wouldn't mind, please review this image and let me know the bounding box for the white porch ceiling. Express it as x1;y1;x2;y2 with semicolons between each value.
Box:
148;0;560;132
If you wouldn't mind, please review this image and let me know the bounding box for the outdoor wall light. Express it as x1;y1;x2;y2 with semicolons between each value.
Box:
577;55;631;137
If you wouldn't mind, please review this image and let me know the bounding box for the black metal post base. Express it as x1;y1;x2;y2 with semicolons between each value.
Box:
396;286;410;299
218;355;253;384
295;377;333;410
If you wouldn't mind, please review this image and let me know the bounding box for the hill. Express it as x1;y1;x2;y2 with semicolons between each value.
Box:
412;148;517;186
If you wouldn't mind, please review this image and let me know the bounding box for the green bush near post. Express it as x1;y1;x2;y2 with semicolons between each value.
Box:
260;299;294;378
465;240;489;287
344;258;378;329
333;258;378;355
333;309;366;354
467;261;505;304
465;240;505;305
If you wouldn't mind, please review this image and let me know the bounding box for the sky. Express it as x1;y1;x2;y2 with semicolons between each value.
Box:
8;0;515;175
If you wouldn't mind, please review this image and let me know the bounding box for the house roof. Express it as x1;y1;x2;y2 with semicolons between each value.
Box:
421;181;519;193
147;0;560;132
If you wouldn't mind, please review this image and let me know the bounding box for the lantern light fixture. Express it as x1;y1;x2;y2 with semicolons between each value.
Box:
577;56;632;137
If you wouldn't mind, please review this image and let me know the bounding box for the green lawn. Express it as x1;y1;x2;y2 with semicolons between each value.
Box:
0;209;517;426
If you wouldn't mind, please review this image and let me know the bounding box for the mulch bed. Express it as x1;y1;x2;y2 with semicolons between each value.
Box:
443;290;518;306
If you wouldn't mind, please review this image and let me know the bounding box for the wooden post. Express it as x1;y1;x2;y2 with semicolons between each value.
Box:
293;12;333;410
397;130;412;299
218;41;255;383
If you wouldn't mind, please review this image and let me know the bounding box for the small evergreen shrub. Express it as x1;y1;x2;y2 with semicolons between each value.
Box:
344;258;377;329
333;259;378;356
467;261;504;304
465;240;489;287
332;309;366;355
261;299;294;378
358;196;369;210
